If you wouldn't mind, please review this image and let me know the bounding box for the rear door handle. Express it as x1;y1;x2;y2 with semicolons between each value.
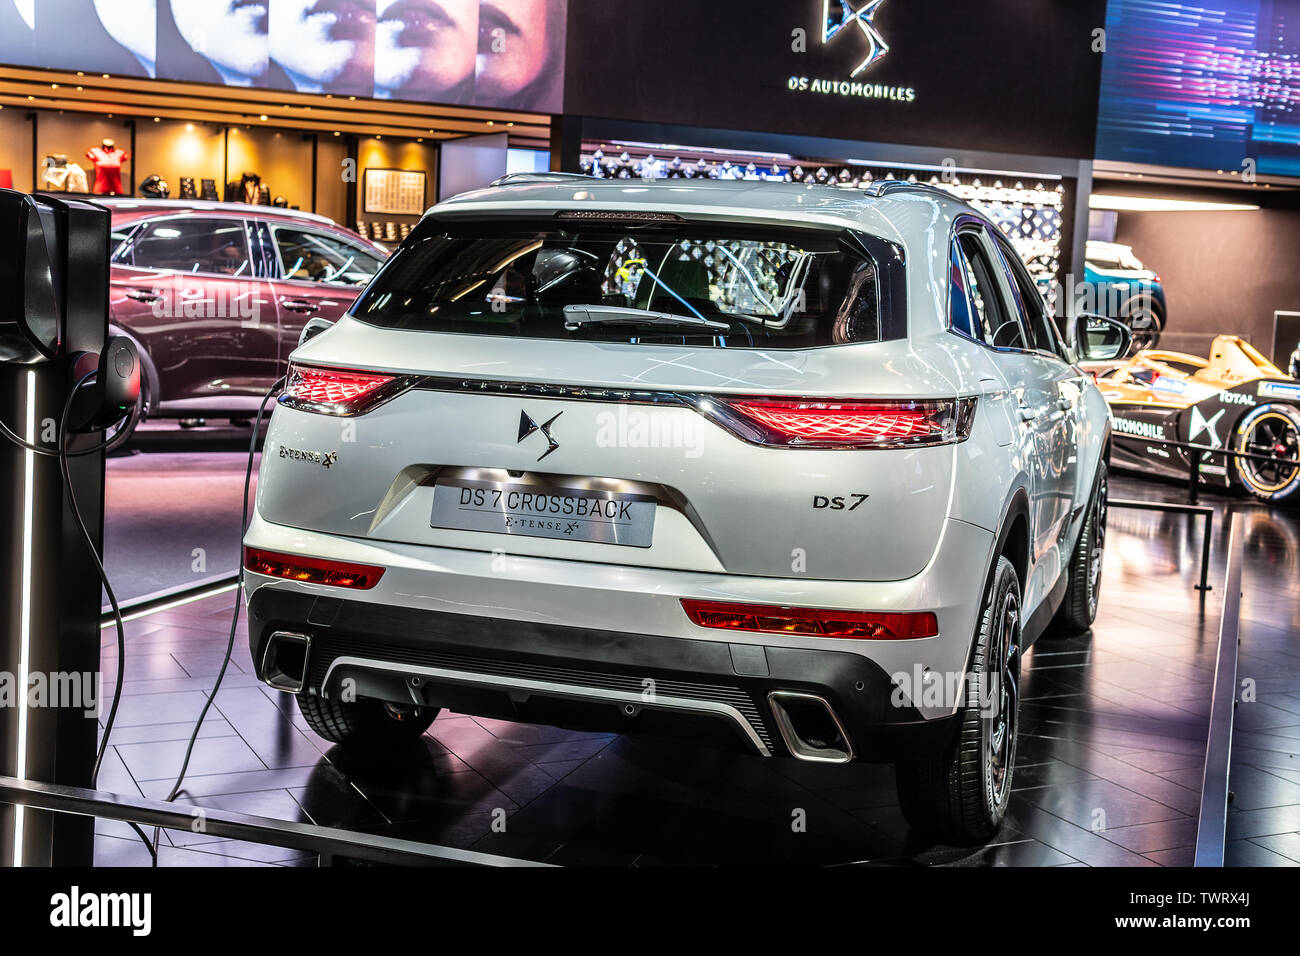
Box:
1018;403;1049;423
125;288;161;303
280;298;320;314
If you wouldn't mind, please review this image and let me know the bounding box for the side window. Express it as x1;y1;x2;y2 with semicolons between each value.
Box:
949;237;979;339
123;218;251;275
109;223;139;263
955;230;1028;351
274;227;384;286
247;221;279;279
994;236;1064;359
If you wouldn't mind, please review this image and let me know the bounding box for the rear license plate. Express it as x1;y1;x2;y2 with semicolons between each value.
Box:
430;479;656;548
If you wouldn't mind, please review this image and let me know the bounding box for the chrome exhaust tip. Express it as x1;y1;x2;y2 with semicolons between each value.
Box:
262;631;312;694
767;691;854;764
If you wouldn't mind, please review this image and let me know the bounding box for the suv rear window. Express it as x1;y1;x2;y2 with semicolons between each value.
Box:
350;218;901;348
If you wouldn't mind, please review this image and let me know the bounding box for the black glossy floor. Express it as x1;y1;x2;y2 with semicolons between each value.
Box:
91;475;1300;866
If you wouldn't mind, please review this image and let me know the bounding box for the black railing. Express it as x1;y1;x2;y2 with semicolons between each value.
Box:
1194;512;1243;867
0;776;546;867
1108;499;1214;592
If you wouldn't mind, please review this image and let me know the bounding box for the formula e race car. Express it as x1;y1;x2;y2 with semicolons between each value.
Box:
1096;336;1300;503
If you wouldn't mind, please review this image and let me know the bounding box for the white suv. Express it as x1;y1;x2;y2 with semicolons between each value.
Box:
243;175;1125;842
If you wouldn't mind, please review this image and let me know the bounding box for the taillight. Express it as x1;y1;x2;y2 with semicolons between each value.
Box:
280;363;406;416
681;600;938;640
243;547;384;590
692;396;976;449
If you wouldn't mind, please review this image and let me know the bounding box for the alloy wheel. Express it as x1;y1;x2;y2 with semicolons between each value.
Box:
1241;413;1300;496
1087;470;1108;618
984;588;1021;811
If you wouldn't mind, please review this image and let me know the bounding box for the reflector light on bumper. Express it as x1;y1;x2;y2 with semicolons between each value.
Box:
244;547;385;590
692;396;977;449
280;364;412;416
681;600;939;640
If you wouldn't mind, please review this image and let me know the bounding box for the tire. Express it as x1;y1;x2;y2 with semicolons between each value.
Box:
1122;296;1163;355
1232;404;1300;504
297;693;438;751
1050;462;1108;636
895;556;1022;843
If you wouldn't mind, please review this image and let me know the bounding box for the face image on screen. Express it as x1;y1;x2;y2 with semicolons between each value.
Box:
472;0;564;111
1097;0;1300;177
17;0;157;78
94;0;158;76
373;0;478;102
160;0;270;86
269;0;376;96
0;1;35;64
0;0;567;108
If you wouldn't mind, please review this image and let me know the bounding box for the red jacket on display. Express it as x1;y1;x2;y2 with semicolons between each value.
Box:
86;145;129;195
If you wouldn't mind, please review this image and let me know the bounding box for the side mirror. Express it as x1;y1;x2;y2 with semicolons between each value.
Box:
298;317;335;348
0;189;62;362
1074;313;1132;362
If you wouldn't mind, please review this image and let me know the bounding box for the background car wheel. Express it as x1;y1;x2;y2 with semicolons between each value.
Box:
895;555;1022;844
297;693;438;751
1050;463;1108;636
1123;297;1164;355
1233;404;1300;504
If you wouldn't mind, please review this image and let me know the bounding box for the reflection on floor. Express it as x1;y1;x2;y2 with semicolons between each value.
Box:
91;477;1299;866
1225;510;1300;865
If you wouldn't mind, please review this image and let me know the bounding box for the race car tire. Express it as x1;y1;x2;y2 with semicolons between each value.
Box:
1233;404;1300;504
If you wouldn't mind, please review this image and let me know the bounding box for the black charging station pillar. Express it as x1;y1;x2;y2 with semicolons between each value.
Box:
0;195;110;866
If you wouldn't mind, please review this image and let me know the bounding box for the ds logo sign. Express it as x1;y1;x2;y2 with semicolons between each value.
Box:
823;0;890;77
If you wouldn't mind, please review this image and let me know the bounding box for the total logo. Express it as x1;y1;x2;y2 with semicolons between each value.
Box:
1219;390;1256;407
788;0;918;104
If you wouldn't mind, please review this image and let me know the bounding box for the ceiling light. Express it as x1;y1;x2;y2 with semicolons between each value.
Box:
1090;194;1261;213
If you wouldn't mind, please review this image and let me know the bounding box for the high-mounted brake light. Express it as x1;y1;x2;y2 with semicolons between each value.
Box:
244;547;384;590
280;363;405;416
692;397;976;449
681;600;938;640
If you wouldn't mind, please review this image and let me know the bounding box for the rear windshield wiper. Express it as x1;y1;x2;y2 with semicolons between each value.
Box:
563;305;732;334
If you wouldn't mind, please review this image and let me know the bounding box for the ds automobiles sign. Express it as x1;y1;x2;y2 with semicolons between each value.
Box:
788;0;917;104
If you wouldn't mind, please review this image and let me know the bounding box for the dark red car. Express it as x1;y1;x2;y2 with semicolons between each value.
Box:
103;199;389;444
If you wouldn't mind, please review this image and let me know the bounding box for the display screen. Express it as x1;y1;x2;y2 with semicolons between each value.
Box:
0;0;566;112
562;0;1109;160
1096;0;1300;176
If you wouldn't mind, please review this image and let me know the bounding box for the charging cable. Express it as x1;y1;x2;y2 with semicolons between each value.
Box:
148;375;285;864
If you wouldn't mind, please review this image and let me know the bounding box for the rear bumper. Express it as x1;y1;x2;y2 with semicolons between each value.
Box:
248;588;959;762
242;510;995;761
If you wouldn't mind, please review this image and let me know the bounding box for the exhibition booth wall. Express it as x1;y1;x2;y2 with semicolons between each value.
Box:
1096;181;1300;361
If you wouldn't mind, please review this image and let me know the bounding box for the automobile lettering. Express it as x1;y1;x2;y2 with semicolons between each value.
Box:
813;494;870;511
278;446;338;468
1112;418;1164;440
